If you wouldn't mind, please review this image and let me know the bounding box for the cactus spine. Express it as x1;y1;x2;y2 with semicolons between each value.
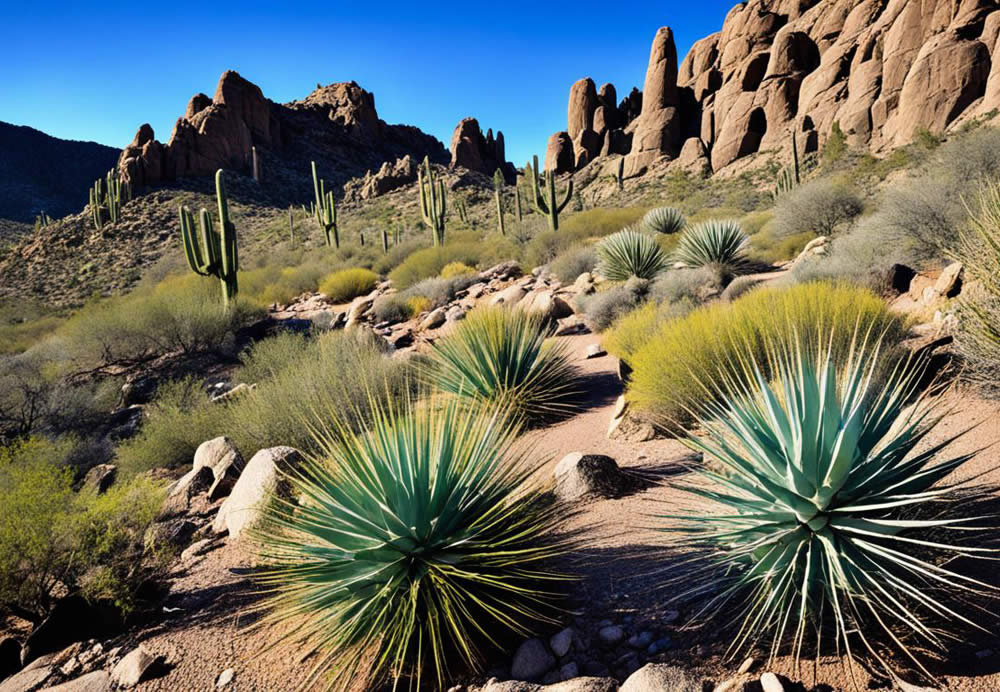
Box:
418;156;447;246
179;169;239;306
526;155;572;231
311;161;339;247
493;169;506;236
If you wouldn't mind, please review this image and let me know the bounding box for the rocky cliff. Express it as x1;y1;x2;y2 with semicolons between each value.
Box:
548;0;1000;176
0;122;120;223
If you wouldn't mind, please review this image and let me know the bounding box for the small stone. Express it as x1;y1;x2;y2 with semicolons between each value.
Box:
612;395;627;420
559;662;579;680
510;638;555;681
760;672;784;692
713;679;741;692
549;628;574;658
598;625;625;646
110;645;163;688
976;648;994;659
662;610;680;624
645;637;672;655
628;632;653;649
181;538;217;562
585;344;607;359
621;663;700;692
216;668;235;688
737;656;755;674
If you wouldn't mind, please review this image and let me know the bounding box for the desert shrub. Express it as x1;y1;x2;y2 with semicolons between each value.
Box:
822;120;847;164
579;277;651;332
240;257;342;306
952;182;1000;395
720;275;762;302
748;228;816;264
649;267;723;305
627;282;908;424
371;294;416;323
440;261;476;279
0;438;165;623
371;238;429;275
251;398;571;689
603;299;696;363
423;307;581;423
867;177;956;262
0;300;64;356
934;125;1000;185
549;246;598;283
596;229;669;281
673;219;750;275
665;333;991;679
318;268;378;303
523;207;645;267
771;178;863;238
388;243;482;288
54;275;263;371
402;275;478;308
641;206;686;235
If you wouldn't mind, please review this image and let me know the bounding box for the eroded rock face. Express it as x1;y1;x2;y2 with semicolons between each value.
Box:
568;78;600;139
625;27;682;176
448;117;509;177
545;131;576;174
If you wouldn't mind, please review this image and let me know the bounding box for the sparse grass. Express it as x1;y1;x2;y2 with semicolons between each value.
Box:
388;243;483;288
549;246;598;283
318;267;378;303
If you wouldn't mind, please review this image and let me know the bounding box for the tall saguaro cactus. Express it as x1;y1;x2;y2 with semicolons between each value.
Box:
311;161;339;247
418;156;447;246
772;132;802;201
514;179;523;222
180;169;239;306
617;158;625;191
493;169;506;236
381;226;389;253
526;155;572;231
88;169;130;230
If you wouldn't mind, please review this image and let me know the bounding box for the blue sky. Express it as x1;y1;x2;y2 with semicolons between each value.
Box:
2;1;736;166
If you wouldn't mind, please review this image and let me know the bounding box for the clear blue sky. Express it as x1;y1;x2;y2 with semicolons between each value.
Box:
1;0;736;166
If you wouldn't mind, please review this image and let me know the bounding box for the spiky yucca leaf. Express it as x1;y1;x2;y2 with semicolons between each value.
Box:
641;206;686;235
251;397;572;690
423;307;581;423
662;332;995;683
673;219;749;273
596;228;669;281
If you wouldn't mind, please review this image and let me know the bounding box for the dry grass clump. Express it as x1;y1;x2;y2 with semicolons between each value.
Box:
318;267;378;303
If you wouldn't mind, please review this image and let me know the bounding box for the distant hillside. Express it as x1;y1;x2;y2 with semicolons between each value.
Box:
0;122;120;223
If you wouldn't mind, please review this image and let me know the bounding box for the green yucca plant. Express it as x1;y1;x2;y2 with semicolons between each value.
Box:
423;307;581;423
641;206;686;235
596;228;669;281
662;331;995;683
673;219;749;274
251;397;572;690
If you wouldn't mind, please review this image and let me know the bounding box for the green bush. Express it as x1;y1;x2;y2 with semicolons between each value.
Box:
748;228;816;264
251;398;571;689
771;178;863;239
579;277;651;332
673;219;750;275
371;294;416;323
549;246;598;283
523;207;645;268
440;261;476;279
318;268;378;303
649;267;723;306
424;307;581;423
596;229;669;281
666;332;987;679
372;239;430;275
402;275;478;308
388;243;482;289
602;299;695;363
625;281;908;425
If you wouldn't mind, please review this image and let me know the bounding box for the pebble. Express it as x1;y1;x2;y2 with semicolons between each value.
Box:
760;672;785;692
663;609;680;624
559;662;579;680
216;668;235;688
628;631;654;649
646;637;673;656
598;625;625;646
549;628;574;658
737;656;755;673
585;344;607;359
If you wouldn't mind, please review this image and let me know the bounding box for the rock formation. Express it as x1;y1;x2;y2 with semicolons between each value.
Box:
118;70;445;191
547;0;1000;176
448;117;510;177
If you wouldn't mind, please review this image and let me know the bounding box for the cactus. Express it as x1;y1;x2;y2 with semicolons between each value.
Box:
514;179;523;222
493;169;506;236
526;155;572;231
772;132;801;201
455;196;469;224
88;169;127;230
311;161;339;247
393;223;401;245
288;205;295;244
381;227;389;253
252;146;260;183
418;156;447;246
34;212;51;230
179;169;239;306
617;157;624;191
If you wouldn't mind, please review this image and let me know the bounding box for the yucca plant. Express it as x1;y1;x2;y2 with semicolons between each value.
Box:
424;307;581;423
596;228;669;281
673;219;749;274
641;206;686;235
661;331;995;683
251;397;572;690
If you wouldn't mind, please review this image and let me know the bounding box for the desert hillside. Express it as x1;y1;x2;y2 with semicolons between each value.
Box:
4;1;1000;692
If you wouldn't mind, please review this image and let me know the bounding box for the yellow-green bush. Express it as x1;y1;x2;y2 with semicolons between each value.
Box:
523;207;646;267
440;262;476;279
625;281;908;425
318;268;378;303
749;228;817;264
388;243;482;288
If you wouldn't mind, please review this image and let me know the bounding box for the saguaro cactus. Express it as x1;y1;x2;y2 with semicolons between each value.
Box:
288;205;295;244
381;227;389;253
514;179;523;222
455;196;469;224
617;158;625;191
180;169;239;306
88;169;129;230
526;155;572;231
311;161;339;247
252;146;261;183
493;169;506;236
772;133;801;201
418;156;447;246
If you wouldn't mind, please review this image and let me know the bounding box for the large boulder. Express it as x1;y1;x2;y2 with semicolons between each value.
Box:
449;118;508;176
545;132;576;175
213;446;304;539
568;78;599;139
42;671;111;691
624;27;682;176
171;436;244;504
620;663;700;692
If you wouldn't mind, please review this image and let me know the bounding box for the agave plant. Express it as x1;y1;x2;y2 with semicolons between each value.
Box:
251;397;572;689
424;307;581;423
673;219;749;274
661;332;996;682
596;228;669;281
641;206;686;235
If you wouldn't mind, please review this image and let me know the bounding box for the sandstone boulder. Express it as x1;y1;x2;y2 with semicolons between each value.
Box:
625;27;681;177
545;132;576;175
568;78;599;139
213;446;304;539
620;663;700;692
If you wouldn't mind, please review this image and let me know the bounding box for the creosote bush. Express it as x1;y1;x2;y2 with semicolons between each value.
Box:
625;282;908;425
549;246;598;283
251;398;572;689
388;243;482;289
771;178;863;239
579;277;651;332
440;261;476;279
424;307;581;423
318;267;378;303
662;333;994;681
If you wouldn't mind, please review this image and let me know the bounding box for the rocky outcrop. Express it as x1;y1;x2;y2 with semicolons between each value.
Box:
545;132;576;175
448;117;510;177
117;71;445;191
546;0;1000;176
342;154;417;201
